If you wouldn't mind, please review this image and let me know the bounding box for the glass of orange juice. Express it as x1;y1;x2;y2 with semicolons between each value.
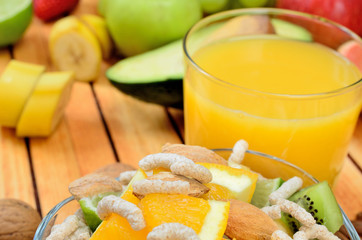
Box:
183;9;362;186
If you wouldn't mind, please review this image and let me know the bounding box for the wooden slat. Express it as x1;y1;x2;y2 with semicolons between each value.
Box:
74;0;183;165
167;108;185;141
334;157;362;219
0;49;36;208
12;17;116;214
73;0;98;15
93;63;182;168
348;116;362;168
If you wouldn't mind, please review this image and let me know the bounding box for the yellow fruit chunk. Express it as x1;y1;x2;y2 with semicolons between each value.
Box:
90;213;148;240
152;167;170;175
80;14;113;59
49;16;102;82
0;60;45;127
16;72;74;137
140;193;230;240
202;183;232;200
121;169;147;205
199;162;258;202
207;15;273;43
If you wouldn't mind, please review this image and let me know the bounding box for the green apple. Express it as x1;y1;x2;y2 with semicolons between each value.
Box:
98;0;108;17
238;0;268;7
0;0;33;47
200;0;229;14
105;0;202;57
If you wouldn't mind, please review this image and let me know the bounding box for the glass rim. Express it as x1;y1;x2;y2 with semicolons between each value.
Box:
34;148;359;240
183;8;362;100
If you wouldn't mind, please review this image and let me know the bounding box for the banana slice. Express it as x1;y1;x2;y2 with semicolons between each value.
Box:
49;16;102;82
0;60;45;127
80;14;113;59
16;71;74;137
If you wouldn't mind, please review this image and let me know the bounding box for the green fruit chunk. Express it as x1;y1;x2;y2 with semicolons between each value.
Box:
238;0;268;7
284;181;343;233
251;177;284;208
0;0;33;47
271;18;313;42
200;0;229;14
107;39;184;108
107;23;221;108
105;0;202;56
79;192;122;231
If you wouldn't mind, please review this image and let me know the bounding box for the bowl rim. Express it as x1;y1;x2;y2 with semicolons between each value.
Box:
34;149;359;240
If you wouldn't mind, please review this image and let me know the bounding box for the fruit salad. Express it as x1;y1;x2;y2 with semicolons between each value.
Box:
44;140;346;240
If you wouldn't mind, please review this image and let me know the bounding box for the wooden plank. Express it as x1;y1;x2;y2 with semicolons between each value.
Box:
75;0;183;165
334;157;362;220
12;17;116;214
0;49;36;208
348;115;362;169
93;63;182;168
167;108;185;142
73;0;98;15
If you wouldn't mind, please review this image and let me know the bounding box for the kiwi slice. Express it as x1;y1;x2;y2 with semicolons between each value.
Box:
283;181;343;233
79;192;122;231
251;177;284;208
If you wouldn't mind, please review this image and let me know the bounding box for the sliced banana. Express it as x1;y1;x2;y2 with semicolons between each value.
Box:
16;71;74;137
0;60;45;127
49;16;102;82
80;14;113;59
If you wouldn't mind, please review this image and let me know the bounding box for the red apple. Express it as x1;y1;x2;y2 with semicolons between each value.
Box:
276;0;362;36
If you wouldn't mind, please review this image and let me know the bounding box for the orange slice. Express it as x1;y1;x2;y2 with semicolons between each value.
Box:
90;170;148;239
202;183;232;200
121;169;147;205
90;213;148;240
199;163;258;202
139;193;230;240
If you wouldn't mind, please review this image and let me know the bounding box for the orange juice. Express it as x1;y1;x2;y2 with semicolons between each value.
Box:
184;36;362;185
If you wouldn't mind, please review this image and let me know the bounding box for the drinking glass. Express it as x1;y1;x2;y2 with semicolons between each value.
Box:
183;8;362;185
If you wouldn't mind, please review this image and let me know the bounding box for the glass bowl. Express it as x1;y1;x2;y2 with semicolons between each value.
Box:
34;149;359;239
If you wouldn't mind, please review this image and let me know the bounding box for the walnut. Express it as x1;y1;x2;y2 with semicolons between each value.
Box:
93;163;136;178
0;199;41;240
69;173;123;200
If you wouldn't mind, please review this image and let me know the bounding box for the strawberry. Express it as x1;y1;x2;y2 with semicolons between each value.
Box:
33;0;79;21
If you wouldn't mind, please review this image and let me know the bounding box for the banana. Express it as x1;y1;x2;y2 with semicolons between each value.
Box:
0;60;45;127
16;71;74;137
80;14;113;59
49;16;102;82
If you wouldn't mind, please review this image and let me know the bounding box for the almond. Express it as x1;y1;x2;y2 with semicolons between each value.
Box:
161;143;228;166
93;162;136;178
69;173;123;200
225;199;278;240
133;172;210;199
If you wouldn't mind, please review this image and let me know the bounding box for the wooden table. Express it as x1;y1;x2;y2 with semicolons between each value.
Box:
0;0;361;222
